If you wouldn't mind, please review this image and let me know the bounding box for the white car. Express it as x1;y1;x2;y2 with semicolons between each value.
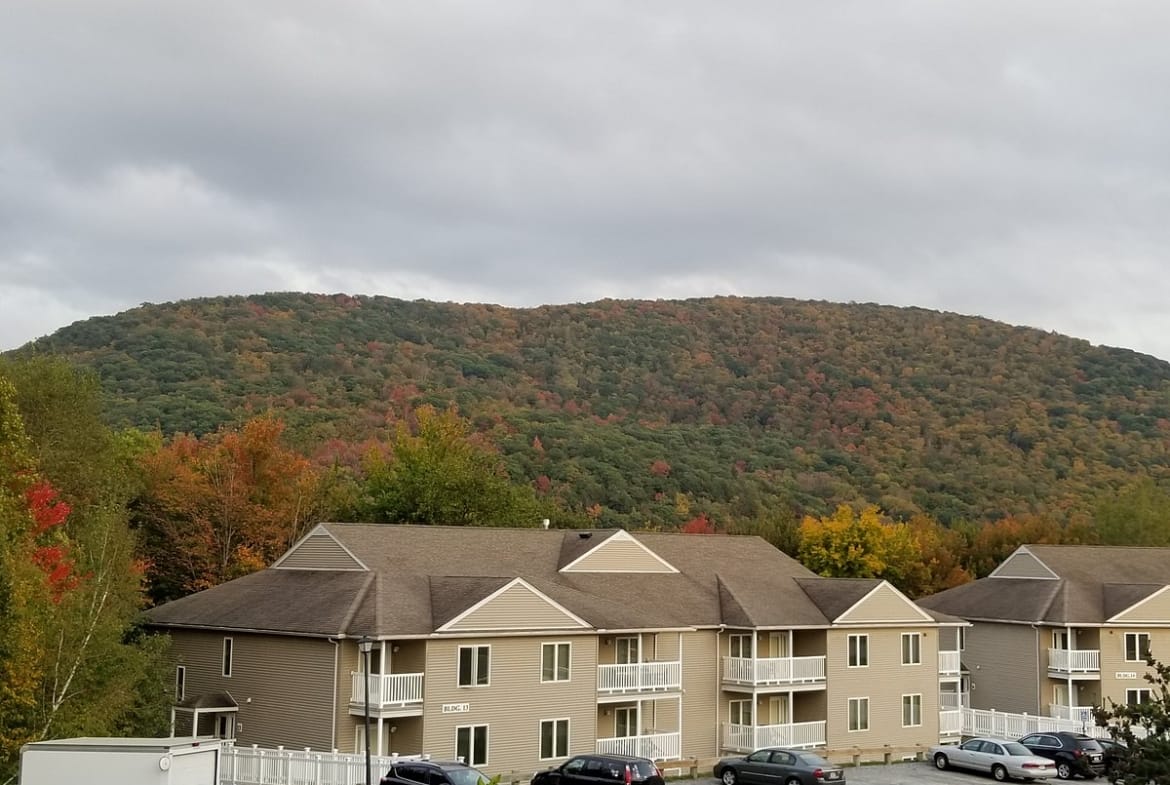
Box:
930;737;1059;782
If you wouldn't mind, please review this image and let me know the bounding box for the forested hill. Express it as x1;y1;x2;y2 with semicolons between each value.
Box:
15;292;1170;527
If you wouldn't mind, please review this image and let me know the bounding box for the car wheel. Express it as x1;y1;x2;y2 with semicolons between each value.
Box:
934;753;949;770
1056;761;1072;780
784;778;801;785
720;768;738;785
992;764;1008;782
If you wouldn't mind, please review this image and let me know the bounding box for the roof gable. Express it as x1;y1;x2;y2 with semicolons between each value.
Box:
1107;585;1170;624
834;581;934;624
272;525;367;571
560;529;678;574
437;577;591;632
989;546;1058;580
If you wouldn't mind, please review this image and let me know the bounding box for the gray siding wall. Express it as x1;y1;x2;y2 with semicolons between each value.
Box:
681;630;720;760
966;622;1041;713
277;534;363;570
993;552;1054;579
937;626;960;651
170;630;337;750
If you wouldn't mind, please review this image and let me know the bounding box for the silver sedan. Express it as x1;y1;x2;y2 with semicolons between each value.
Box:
930;738;1058;782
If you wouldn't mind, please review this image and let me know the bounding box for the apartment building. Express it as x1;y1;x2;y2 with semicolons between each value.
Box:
146;524;965;776
919;544;1170;724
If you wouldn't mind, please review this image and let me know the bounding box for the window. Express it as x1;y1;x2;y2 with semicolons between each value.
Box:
458;646;490;687
222;637;233;677
902;694;922;727
616;637;639;665
958;626;966;651
541;642;571;682
847;697;869;731
175;665;186;700
729;699;753;726
1127;688;1152;705
901;633;921;665
539;719;569;760
614;708;636;737
456;725;488;766
848;634;869;667
1125;632;1151;662
729;634;753;658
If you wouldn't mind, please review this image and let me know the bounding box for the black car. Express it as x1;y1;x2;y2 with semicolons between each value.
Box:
380;759;490;785
531;754;663;785
714;748;845;785
1094;737;1128;777
1017;732;1106;780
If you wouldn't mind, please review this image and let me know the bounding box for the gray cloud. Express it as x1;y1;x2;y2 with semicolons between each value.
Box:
4;1;1170;359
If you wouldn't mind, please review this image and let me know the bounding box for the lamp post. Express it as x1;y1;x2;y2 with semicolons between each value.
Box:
358;636;374;785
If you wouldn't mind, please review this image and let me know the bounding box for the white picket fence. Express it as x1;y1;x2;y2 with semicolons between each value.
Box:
960;707;1146;740
219;743;425;785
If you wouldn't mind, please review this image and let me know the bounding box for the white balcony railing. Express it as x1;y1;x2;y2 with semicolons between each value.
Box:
723;721;826;751
350;672;424;707
940;692;969;710
1047;648;1100;673
1049;704;1095;722
940;710;962;736
939;650;961;675
597;661;682;693
597;732;680;761
722;656;826;685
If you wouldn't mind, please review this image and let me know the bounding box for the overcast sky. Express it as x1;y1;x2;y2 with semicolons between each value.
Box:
3;2;1170;361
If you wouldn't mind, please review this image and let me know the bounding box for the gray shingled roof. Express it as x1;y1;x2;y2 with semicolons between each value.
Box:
146;524;945;638
918;545;1170;624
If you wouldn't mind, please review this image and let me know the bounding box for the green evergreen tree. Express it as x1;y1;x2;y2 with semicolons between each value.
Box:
1093;654;1170;783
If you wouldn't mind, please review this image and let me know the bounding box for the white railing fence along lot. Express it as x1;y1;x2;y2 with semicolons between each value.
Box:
220;744;424;785
350;672;425;706
721;656;827;684
597;661;683;692
595;731;681;760
1046;648;1100;673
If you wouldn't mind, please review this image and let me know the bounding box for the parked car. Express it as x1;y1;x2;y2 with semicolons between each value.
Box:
713;747;845;785
531;754;664;785
930;738;1058;781
1017;732;1106;780
1094;737;1128;777
380;759;490;785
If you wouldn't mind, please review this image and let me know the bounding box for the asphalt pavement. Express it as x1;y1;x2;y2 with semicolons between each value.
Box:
691;760;1011;785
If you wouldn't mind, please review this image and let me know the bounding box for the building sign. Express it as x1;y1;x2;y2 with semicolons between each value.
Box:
1115;672;1138;680
442;703;471;714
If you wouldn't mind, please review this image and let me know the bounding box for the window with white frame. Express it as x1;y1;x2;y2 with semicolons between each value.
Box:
539;718;569;759
729;634;753;658
901;633;921;665
616;636;639;664
902;694;922;727
458;645;490;687
614;707;637;737
1127;688;1153;705
1053;629;1070;649
729;699;753;726
175;665;186;700
222;637;233;677
847;697;869;731
456;724;488;766
1125;632;1151;662
541;642;571;682
848;634;869;667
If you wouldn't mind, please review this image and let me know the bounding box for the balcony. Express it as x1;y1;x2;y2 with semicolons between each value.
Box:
597;661;682;694
939;650;961;676
722;656;826;687
1049;704;1095;723
1047;649;1100;675
940;709;962;736
723;721;826;752
940;692;969;710
597;732;680;761
349;672;424;714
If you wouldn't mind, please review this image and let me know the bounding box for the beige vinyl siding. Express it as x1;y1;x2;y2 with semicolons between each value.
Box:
681;630;720;760
392;640;427;674
562;538;675;573
965;622;1041;713
824;627;939;750
993;552;1056;579
170;630;336;750
1099;628;1170;706
276;534;365;570
792;630;827;657
422;635;598;777
1110;588;1170;623
445;585;587;631
836;585;930;624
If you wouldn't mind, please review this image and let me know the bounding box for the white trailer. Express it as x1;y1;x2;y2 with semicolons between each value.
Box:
19;736;220;785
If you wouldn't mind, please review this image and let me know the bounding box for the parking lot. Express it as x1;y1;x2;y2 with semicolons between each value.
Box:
692;760;1007;785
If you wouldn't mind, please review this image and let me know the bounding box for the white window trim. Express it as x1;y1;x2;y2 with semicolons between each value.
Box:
901;632;921;665
1126;688;1152;705
902;693;923;727
457;644;491;687
1124;632;1151;662
848;634;869;668
176;665;186;700
456;724;489;767
729;698;753;725
847;696;870;732
538;717;570;761
222;637;233;678
729;633;753;658
541;642;572;683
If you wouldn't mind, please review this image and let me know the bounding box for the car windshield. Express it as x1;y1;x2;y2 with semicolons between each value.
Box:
796;754;830;768
1003;743;1032;756
629;761;657;779
446;767;490;785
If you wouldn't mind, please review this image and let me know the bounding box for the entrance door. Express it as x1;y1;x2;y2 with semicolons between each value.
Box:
614;707;638;737
616;637;639;665
216;714;235;739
